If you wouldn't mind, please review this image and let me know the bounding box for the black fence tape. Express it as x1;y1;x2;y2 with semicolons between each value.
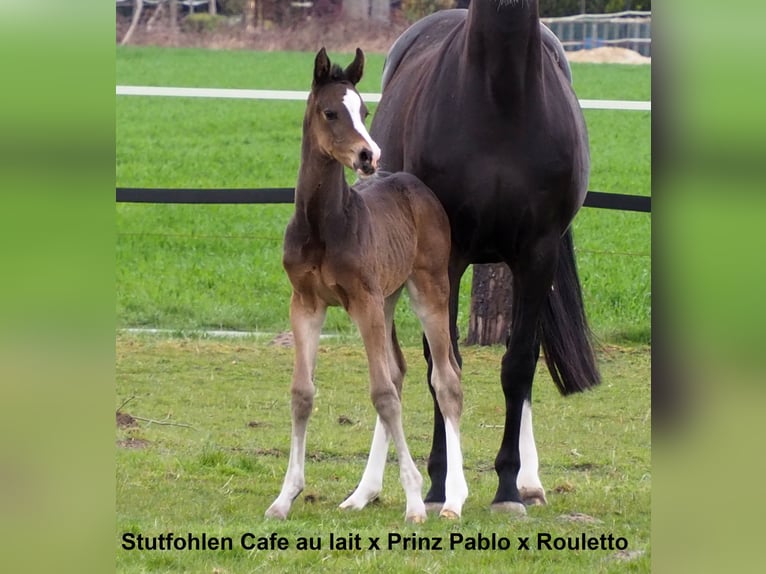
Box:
116;187;650;213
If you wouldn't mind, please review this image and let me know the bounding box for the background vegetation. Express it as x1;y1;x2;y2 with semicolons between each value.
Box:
116;48;650;345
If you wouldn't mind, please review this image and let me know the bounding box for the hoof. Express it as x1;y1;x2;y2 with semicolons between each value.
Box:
406;513;427;524
490;501;527;515
520;487;547;506
264;506;288;520
339;486;380;511
424;501;444;514
439;509;460;520
339;496;365;511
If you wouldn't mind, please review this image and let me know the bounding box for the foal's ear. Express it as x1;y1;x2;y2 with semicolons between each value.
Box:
313;47;331;88
344;48;365;86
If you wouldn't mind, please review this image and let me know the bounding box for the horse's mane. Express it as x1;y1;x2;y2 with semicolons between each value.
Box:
328;63;350;83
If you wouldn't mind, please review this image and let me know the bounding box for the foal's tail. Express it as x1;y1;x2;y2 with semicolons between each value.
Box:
539;228;601;395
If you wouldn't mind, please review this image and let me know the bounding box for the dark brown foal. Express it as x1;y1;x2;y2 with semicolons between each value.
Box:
265;48;465;523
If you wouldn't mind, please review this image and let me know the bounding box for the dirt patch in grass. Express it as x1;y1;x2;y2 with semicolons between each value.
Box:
566;46;650;64
116;411;138;428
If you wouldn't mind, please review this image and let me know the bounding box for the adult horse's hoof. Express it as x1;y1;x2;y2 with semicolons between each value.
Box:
439;509;460;520
520;487;547;506
424;501;444;514
490;501;527;515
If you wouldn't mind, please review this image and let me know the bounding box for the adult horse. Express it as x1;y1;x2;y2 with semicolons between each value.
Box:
367;1;601;514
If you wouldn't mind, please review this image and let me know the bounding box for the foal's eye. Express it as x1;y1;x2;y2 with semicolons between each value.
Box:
323;109;338;121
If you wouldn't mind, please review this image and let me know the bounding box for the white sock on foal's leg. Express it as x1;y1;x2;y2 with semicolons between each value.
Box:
340;416;389;510
439;417;468;519
265;426;308;519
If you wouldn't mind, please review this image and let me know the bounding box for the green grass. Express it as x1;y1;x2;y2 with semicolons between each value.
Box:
116;47;650;345
116;335;650;573
116;47;388;94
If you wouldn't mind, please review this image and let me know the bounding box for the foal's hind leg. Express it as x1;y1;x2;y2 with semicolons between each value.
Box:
266;293;326;519
408;272;467;519
341;292;405;511
349;292;426;523
422;259;468;512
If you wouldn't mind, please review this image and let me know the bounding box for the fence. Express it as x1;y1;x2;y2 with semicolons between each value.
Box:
542;11;652;57
115;187;650;212
115;88;651;213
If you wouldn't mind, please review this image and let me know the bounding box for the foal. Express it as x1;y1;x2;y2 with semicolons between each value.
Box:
265;48;466;523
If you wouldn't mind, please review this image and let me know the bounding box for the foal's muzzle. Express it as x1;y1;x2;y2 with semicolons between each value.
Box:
354;148;378;177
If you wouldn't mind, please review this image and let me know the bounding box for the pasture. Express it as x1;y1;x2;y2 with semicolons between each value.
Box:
116;47;650;345
116;335;650;573
116;47;651;572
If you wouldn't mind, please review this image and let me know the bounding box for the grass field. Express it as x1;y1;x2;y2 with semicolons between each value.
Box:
116;335;650;573
115;46;651;572
116;47;650;345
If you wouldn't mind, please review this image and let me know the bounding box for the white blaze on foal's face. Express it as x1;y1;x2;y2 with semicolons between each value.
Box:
342;88;381;167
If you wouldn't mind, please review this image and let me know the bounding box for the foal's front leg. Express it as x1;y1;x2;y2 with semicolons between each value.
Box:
265;293;326;519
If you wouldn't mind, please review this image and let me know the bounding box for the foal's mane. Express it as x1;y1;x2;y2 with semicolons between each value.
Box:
326;63;350;84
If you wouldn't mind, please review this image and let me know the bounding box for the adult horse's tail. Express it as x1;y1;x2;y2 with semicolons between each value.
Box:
539;228;601;395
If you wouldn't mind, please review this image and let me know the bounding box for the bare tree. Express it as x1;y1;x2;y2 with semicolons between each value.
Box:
370;0;389;21
245;0;262;33
121;0;144;46
345;0;368;20
465;263;513;346
169;0;179;34
209;0;217;15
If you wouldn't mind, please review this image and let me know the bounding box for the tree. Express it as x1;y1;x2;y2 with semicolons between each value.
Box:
370;0;389;21
465;263;514;346
121;0;144;46
345;0;389;21
169;0;179;34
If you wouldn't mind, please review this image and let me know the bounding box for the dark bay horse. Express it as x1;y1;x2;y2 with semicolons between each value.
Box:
265;48;466;522
370;1;601;514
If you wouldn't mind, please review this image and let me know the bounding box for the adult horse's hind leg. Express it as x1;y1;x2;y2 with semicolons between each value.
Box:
492;237;559;514
266;293;327;519
517;378;547;506
340;291;404;511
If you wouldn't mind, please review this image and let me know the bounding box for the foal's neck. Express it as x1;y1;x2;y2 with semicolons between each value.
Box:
463;1;542;104
294;141;351;232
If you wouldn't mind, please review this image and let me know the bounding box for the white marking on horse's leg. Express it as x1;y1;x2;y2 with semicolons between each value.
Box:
265;298;326;519
265;426;309;519
340;416;389;510
387;421;427;523
406;276;467;517
342;89;381;164
440;417;468;519
352;299;425;522
517;399;547;505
